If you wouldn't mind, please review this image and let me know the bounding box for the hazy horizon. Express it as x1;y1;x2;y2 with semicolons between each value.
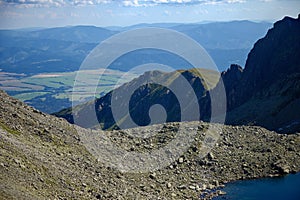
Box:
1;19;274;31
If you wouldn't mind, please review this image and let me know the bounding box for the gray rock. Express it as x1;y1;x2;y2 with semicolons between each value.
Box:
177;185;187;190
178;157;184;164
167;182;172;188
208;153;215;160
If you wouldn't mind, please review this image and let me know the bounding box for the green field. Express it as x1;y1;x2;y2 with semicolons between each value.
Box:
13;92;48;101
0;70;138;113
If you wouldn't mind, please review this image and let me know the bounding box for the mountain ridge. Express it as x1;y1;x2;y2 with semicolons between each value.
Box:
54;15;300;133
54;68;219;130
224;15;300;132
228;15;300;108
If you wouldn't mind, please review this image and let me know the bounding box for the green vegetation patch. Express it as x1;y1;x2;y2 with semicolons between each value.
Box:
14;92;48;101
0;122;20;135
0;70;138;113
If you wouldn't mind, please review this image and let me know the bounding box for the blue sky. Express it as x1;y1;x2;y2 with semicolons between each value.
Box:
0;0;299;29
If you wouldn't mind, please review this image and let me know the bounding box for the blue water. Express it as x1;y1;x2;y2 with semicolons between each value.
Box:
213;173;300;200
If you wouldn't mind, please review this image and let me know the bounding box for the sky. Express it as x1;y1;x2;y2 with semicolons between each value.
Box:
0;0;299;29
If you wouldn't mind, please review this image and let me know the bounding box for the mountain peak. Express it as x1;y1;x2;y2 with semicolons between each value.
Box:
224;15;300;132
273;15;300;29
223;64;243;74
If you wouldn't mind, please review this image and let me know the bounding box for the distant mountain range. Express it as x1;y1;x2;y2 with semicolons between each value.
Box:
55;15;300;133
0;20;271;75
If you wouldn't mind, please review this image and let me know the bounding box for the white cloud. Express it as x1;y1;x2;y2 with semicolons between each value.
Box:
120;0;247;7
0;0;110;7
0;0;248;7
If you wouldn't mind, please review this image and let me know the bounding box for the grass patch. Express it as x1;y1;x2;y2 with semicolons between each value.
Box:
7;70;137;102
0;122;20;135
14;92;48;101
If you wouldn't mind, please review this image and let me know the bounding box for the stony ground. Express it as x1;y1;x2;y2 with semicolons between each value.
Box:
0;89;299;199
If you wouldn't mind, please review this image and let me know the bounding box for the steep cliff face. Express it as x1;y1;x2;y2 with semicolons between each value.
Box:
223;15;300;133
226;73;300;133
233;15;300;107
221;64;243;110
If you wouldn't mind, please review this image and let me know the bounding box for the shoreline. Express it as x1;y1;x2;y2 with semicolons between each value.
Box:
201;172;300;200
212;172;300;200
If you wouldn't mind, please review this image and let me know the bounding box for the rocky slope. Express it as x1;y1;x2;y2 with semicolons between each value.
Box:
1;89;300;199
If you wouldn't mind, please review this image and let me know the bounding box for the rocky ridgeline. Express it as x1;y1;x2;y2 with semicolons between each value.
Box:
0;89;300;199
55;15;300;134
